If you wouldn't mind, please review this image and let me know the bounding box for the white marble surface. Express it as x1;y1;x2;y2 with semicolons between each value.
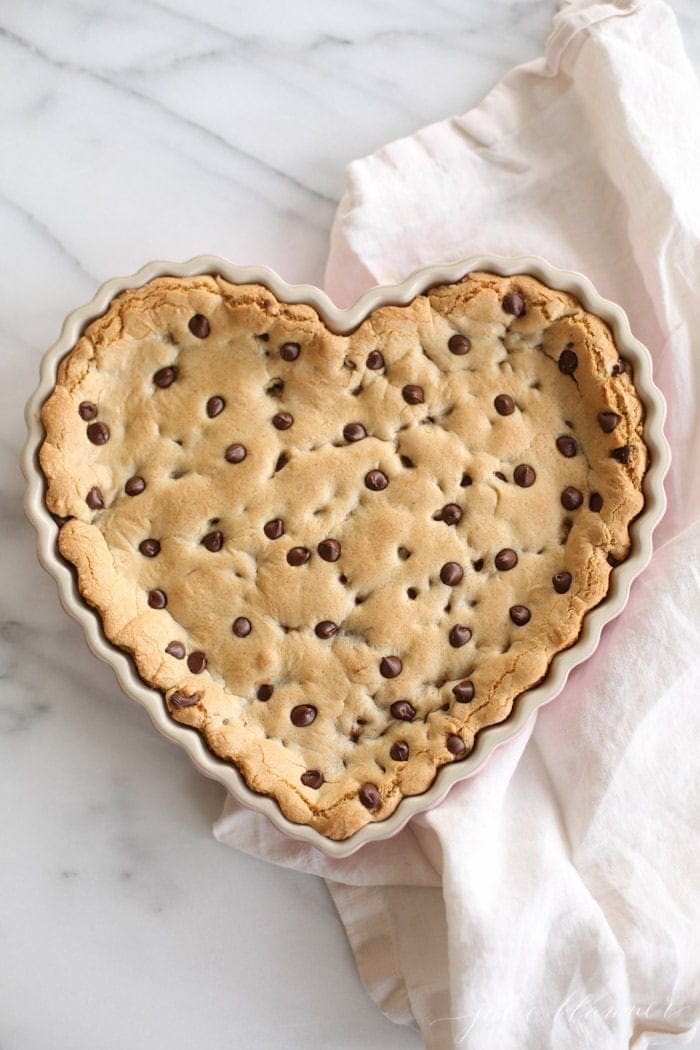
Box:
2;2;698;1048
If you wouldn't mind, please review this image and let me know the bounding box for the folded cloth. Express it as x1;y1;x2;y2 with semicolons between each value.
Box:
215;1;700;1046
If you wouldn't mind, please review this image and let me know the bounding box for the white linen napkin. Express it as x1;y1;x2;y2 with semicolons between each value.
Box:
215;1;700;1046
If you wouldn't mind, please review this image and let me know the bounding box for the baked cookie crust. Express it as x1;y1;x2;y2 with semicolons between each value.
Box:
40;273;647;839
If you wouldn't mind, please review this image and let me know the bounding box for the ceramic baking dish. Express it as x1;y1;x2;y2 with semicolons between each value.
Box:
22;254;670;857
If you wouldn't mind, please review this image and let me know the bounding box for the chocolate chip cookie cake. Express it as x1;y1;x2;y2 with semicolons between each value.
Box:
39;272;647;839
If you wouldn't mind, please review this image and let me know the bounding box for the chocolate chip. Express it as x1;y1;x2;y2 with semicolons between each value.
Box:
301;770;324;789
86;486;104;510
561;486;583;510
287;546;311;566
272;412;293;430
187;651;207;674
607;553;621;567
449;624;472;648
558;349;578;374
494;394;515;415
611;445;632;464
611;359;629;377
556;435;577;458
257;684;273;701
494;471;507;482
472;558;484;572
407;587;418;599
461;472;472;487
318;538;341;562
224;443;247;463
452;680;475;702
291;704;317;727
315;621;337;639
366;350;384;370
154;366;177;388
589;492;604;512
359;783;381;809
280;342;300;361
440;562;463;586
232;616;252;637
380;655;403;678
169;690;200;709
87;421;109;445
495;548;518;571
165;641;186;659
125;475;146;496
189;314;210;338
78;401;97;420
598;411;620;433
264;518;285;540
560;518;573;544
448;334;471;355
509;605;531;626
514;464;536;487
365;469;388;491
139;538;161;557
402;384;425;405
390;701;415;721
206;396;225;418
446;734;468;758
503;291;526;317
274;452;289;472
440;503;462;526
390;741;409;762
201;530;224;552
148;588;167;609
397;547;411;561
265;376;285;400
552;572;572;594
343;422;367;442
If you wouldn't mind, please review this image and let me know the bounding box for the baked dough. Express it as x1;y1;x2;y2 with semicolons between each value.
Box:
40;272;647;839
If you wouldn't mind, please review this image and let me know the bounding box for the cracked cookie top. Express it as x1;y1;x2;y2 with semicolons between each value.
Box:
40;272;647;840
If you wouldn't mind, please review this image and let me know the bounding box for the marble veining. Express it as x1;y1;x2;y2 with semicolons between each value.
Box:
1;1;698;1047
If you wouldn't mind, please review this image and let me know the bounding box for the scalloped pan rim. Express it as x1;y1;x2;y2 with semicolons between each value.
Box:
22;254;671;857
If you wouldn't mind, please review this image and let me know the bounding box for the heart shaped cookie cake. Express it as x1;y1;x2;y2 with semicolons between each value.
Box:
40;272;647;839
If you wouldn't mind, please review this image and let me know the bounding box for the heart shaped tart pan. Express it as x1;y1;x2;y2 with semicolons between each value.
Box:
25;256;669;851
